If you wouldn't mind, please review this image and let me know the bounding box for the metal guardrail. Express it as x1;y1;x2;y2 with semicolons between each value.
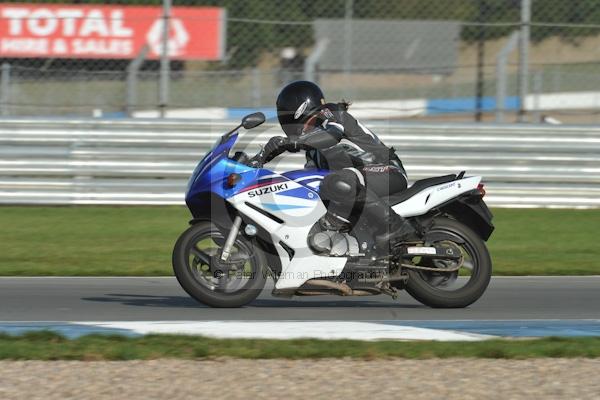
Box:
1;118;600;208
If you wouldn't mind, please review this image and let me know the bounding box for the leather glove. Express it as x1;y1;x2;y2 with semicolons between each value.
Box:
264;136;288;155
284;138;301;152
260;135;294;164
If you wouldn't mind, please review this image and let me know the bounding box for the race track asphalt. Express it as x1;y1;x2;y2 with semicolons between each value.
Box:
0;276;598;321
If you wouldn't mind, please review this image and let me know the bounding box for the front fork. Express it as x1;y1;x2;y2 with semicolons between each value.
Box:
220;215;243;261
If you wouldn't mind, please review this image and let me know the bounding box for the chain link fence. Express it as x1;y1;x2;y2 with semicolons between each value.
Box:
1;0;600;123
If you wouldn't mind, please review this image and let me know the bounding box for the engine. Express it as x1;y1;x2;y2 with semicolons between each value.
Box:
309;229;363;257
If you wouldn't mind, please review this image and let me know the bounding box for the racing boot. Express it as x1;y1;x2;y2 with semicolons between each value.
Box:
362;197;421;255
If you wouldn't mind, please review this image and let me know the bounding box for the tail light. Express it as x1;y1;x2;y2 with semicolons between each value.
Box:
477;183;486;197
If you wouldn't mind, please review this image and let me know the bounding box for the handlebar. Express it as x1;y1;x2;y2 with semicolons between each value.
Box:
246;146;266;168
231;149;263;168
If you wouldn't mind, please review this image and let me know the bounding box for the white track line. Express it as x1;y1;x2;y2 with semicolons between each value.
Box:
75;321;492;341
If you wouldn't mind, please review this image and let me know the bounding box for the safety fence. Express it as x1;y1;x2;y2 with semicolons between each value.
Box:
1;119;599;208
2;1;600;124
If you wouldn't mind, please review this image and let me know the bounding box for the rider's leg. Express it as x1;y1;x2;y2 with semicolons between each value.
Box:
320;167;419;250
362;189;420;251
360;166;420;252
319;169;361;226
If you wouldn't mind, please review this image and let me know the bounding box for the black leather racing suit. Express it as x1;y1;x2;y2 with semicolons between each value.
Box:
258;102;414;247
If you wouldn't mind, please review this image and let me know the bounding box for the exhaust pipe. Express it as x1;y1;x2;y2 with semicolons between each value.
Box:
302;279;353;295
299;279;374;296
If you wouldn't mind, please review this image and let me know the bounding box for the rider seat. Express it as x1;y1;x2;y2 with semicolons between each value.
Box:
385;174;457;205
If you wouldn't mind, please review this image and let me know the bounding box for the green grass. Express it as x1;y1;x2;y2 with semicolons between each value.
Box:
1;332;599;360
0;206;599;276
488;208;600;275
0;205;189;276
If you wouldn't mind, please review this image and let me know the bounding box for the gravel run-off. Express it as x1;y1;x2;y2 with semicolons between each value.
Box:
1;358;599;399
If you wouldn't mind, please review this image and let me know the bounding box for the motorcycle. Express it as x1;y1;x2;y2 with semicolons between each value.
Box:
173;112;494;308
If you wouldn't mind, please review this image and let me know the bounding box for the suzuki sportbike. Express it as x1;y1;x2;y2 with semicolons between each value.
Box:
173;112;494;308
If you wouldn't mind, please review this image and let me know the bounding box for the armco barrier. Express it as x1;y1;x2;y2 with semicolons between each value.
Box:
1;118;599;208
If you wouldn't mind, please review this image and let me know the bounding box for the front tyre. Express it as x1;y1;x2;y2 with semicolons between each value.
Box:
172;221;267;308
405;217;492;308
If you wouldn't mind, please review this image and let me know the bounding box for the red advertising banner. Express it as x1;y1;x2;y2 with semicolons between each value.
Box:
0;3;226;60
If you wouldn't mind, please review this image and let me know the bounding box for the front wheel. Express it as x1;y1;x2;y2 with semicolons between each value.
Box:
404;217;492;308
172;220;267;308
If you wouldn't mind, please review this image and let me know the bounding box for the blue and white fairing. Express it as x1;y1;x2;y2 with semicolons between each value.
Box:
185;132;347;290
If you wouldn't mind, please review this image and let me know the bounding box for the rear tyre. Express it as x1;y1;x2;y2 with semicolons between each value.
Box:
173;221;267;308
405;217;492;308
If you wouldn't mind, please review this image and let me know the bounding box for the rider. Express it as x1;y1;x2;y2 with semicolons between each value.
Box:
250;80;420;252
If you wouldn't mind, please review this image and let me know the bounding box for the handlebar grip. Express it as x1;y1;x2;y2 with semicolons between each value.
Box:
247;145;266;168
247;154;263;168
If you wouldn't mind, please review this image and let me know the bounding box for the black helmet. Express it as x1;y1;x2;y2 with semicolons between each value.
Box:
276;80;325;137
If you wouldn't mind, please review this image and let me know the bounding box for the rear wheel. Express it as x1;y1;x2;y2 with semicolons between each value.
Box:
404;217;492;308
172;221;267;308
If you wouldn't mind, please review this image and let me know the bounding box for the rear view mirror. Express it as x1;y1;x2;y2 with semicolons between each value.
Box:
242;112;266;130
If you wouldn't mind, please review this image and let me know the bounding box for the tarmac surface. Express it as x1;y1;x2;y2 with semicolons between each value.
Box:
1;276;598;322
